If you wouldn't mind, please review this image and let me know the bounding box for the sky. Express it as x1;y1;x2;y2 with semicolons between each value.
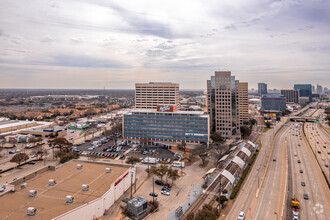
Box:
0;0;329;90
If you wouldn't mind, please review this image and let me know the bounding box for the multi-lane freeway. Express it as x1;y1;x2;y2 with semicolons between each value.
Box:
225;117;288;220
287;122;330;220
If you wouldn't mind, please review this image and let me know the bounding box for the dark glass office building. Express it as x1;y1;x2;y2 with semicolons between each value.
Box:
123;109;210;144
294;84;312;103
261;95;286;111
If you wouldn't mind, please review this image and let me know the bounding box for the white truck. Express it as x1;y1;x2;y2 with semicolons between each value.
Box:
142;157;157;164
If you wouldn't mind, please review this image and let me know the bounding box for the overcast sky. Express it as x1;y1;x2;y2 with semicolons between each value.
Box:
0;0;329;90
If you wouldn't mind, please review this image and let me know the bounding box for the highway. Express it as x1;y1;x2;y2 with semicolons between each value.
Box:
225;117;288;220
304;123;330;180
249;123;288;220
287;122;330;219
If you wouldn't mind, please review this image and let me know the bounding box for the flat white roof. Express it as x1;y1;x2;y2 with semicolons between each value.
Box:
0;120;35;130
128;108;207;116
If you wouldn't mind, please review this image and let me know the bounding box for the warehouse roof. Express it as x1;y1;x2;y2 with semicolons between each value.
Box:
0;161;129;220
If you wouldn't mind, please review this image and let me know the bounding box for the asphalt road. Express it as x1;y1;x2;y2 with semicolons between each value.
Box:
287;122;330;220
225;117;288;220
304;123;330;180
250;124;289;220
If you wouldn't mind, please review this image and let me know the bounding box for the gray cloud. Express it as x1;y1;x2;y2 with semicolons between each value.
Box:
41;35;54;43
69;37;82;44
49;54;131;69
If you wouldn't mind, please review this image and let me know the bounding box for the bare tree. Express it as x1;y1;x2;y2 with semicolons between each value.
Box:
10;153;29;166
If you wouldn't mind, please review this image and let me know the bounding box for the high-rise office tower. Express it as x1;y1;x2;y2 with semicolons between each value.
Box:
258;83;267;96
135;82;179;109
207;71;240;138
239;82;249;125
280;90;299;103
294;84;312;103
316;84;323;94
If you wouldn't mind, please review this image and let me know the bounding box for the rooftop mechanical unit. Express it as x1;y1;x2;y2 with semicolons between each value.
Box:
66;195;74;203
21;183;27;189
29;190;37;197
106;168;111;173
27;207;36;216
82;184;89;191
77;164;83;170
48;179;56;186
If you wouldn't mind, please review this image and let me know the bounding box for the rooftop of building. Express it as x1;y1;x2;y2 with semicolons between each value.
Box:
0;120;39;130
127;108;208;117
0;161;129;220
135;82;179;86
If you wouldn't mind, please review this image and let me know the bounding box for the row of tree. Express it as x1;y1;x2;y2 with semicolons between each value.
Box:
147;164;180;184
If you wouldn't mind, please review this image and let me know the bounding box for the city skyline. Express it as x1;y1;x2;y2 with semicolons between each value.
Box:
0;0;329;89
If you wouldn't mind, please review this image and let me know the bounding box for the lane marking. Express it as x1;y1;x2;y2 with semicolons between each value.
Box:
277;140;286;217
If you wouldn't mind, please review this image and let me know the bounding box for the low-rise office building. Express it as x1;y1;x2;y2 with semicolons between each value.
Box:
261;95;286;111
281;89;299;103
123;106;210;144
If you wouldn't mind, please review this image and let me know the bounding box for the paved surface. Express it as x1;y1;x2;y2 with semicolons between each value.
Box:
287;122;330;220
248;123;289;220
225;116;287;220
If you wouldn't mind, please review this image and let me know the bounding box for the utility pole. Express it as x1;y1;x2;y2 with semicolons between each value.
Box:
130;171;133;199
219;179;222;214
152;175;155;203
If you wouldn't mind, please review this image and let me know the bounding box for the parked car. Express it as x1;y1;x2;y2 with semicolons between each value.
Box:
297;160;301;163
155;180;164;186
149;192;158;197
162;186;171;192
299;170;303;173
301;182;306;186
161;190;170;196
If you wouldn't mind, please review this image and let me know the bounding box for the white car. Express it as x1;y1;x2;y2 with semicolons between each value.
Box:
238;211;245;220
0;187;4;192
161;190;170;196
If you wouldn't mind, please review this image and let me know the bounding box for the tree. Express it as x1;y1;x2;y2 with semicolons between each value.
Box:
10;153;29;166
167;167;179;184
177;141;187;153
49;138;73;152
240;126;252;139
194;145;208;166
157;164;169;181
55;151;79;164
210;132;225;144
249;118;257;126
195;204;219;220
126;157;141;165
145;165;157;176
212;144;229;163
265;121;272;128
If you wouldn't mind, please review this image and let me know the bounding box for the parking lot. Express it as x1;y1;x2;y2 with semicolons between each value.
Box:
74;138;175;162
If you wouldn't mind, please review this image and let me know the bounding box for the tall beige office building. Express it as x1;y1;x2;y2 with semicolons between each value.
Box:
135;82;179;109
239;82;249;125
207;71;241;138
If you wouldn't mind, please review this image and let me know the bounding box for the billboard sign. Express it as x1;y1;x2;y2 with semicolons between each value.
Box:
157;105;176;112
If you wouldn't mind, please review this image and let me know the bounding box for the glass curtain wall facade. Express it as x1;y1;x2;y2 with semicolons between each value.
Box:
293;84;312;103
123;110;210;143
207;71;240;138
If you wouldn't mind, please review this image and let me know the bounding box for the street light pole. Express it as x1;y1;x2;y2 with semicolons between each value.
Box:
130;171;133;199
219;179;222;214
152;175;155;203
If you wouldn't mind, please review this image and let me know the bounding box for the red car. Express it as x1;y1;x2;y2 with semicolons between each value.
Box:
164;183;172;188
